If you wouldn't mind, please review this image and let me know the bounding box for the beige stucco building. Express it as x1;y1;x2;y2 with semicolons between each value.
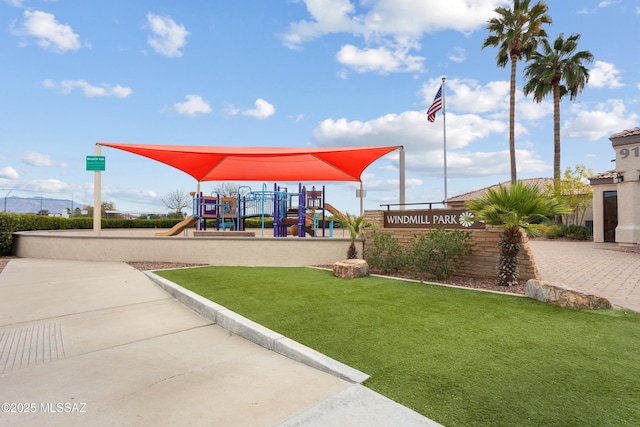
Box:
589;127;640;245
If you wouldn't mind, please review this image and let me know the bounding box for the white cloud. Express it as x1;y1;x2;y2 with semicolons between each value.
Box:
282;0;506;74
336;42;424;74
281;0;360;49
364;177;423;192
432;79;510;115
284;0;505;47
518;94;553;121
313;109;505;153
43;79;132;98
0;166;19;179
22;151;56;167
420;78;552;121
242;99;276;119
310;78;557;179
146;13;190;57
172;95;212;115
12;10;82;53
598;0;622;7
102;187;160;207
13;178;70;193
589;61;624;89
4;0;26;7
447;47;466;63
222;102;241;117
579;0;622;14
564;99;639;141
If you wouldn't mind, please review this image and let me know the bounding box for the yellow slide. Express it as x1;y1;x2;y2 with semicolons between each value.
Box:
155;216;197;236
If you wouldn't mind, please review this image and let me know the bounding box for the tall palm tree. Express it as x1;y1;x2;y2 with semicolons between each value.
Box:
523;33;594;188
466;182;570;286
482;0;552;184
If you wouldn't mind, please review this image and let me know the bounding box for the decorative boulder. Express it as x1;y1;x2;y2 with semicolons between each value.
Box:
333;259;370;279
526;280;612;310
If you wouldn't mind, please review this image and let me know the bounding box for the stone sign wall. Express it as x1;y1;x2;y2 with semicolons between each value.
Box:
383;209;485;230
364;209;539;281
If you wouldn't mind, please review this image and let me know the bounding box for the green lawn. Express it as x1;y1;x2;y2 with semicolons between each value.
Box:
155;266;640;427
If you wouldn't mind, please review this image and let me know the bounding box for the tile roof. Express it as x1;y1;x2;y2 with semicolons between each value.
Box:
447;178;553;203
588;170;616;180
588;170;616;185
610;127;640;140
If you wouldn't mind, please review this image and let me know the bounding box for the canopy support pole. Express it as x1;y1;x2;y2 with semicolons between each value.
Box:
93;145;102;235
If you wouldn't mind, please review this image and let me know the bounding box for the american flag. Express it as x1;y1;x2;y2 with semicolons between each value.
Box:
426;85;443;122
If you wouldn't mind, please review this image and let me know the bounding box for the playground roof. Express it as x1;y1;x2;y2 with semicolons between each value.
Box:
96;143;402;182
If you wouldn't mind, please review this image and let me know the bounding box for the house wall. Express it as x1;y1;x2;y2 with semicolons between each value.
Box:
363;210;539;281
612;137;640;245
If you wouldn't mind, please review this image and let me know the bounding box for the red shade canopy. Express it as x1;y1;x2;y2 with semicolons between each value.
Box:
97;143;402;182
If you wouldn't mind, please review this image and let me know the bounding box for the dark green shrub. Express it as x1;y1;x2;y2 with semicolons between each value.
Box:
244;217;274;228
406;228;472;280
544;224;565;239
364;232;405;274
564;224;591;240
0;213;19;256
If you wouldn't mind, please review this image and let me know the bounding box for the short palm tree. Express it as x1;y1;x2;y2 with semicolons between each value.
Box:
482;0;552;184
466;182;570;286
523;33;593;188
335;212;370;259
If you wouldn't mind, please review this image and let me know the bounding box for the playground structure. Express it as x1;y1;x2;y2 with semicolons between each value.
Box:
194;183;338;238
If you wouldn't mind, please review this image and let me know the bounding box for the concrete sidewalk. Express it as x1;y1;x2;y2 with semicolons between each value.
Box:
528;240;640;312
0;259;441;427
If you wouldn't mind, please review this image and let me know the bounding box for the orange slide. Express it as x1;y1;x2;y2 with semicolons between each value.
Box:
324;203;345;219
155;216;197;236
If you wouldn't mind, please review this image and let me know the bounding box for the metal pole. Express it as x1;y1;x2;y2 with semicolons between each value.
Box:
359;182;364;216
442;77;448;205
399;148;405;210
3;188;12;212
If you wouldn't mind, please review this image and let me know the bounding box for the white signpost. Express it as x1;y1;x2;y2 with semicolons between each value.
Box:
86;147;105;234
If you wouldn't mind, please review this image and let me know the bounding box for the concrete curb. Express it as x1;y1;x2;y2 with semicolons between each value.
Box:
144;271;370;384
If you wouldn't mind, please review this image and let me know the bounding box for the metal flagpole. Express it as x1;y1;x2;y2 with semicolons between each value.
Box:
441;76;448;205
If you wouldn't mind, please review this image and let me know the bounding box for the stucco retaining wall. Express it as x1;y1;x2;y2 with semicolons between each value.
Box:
12;230;359;266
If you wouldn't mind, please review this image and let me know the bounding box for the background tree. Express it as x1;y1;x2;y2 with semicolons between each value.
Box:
482;0;552;184
210;183;249;198
523;33;593;188
83;201;118;218
545;164;594;226
466;182;570;286
160;189;191;217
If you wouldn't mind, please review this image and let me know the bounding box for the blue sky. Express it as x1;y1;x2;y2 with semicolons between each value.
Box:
1;0;639;215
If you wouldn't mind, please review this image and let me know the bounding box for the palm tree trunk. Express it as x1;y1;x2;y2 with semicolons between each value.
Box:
347;242;357;259
553;81;561;188
498;227;522;286
509;53;518;184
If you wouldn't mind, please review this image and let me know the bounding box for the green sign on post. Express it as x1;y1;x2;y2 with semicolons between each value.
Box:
86;155;106;171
